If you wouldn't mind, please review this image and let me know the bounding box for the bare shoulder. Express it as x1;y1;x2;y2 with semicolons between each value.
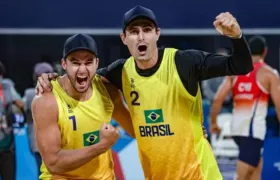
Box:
32;92;57;110
260;65;279;79
32;92;58;123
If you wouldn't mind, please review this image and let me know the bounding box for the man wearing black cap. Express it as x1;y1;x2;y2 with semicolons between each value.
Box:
101;6;251;180
32;34;134;179
37;6;253;180
210;35;280;180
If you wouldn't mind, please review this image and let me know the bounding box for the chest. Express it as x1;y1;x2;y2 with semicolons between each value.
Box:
58;101;112;148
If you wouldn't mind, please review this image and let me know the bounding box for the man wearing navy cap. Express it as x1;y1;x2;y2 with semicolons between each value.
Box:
101;6;251;179
37;6;253;180
32;34;134;179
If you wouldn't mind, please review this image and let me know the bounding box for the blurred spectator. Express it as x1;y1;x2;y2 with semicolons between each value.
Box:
22;62;54;178
0;61;24;180
202;48;232;106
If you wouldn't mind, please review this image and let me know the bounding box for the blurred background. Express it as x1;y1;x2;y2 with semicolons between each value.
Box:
0;0;280;180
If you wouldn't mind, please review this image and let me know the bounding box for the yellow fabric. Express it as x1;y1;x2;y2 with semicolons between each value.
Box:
40;75;115;180
122;48;222;180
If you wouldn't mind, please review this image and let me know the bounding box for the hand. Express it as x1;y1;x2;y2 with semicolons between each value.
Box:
99;123;120;149
214;12;241;38
36;73;58;94
210;123;221;134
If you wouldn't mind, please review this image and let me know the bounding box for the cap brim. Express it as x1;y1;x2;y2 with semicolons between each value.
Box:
123;15;157;32
64;47;98;59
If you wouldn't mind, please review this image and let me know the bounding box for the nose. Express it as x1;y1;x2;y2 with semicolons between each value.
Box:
137;30;144;42
78;64;87;73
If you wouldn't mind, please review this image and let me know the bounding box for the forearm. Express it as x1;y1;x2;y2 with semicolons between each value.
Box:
195;36;252;80
47;143;108;173
210;101;223;124
229;35;253;75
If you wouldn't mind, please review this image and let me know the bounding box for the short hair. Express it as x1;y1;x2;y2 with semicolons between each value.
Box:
0;62;6;76
248;36;267;56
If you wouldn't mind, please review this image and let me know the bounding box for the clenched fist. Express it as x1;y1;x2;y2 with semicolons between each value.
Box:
99;123;120;150
214;12;241;38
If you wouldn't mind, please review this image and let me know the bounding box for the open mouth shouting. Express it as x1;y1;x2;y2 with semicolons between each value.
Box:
76;75;88;90
137;44;148;56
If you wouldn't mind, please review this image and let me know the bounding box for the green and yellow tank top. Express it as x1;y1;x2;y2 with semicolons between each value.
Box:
40;75;115;180
122;48;222;180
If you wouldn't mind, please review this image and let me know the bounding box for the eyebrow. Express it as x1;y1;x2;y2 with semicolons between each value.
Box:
68;57;78;61
85;58;94;62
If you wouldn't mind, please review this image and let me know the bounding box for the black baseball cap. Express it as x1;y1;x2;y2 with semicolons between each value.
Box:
122;5;158;32
63;34;98;59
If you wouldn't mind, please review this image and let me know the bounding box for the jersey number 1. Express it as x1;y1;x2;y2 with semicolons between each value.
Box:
69;116;77;131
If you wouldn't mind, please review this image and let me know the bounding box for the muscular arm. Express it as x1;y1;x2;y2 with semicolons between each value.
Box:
32;93;108;174
210;76;233;124
268;71;280;121
104;83;135;138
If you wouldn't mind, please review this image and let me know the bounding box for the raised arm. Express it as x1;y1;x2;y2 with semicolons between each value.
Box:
104;83;135;138
32;93;119;174
175;12;252;85
209;76;233;133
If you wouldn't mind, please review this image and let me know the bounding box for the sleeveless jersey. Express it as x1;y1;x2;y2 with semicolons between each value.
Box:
122;48;222;180
232;61;269;140
40;75;115;180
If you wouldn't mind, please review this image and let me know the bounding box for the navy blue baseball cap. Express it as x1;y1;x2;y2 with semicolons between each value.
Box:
63;34;98;59
122;5;158;32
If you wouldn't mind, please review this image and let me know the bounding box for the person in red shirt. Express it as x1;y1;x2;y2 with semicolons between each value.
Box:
210;36;280;180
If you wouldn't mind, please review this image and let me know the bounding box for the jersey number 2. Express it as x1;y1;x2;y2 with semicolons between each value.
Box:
130;91;140;106
69;116;77;131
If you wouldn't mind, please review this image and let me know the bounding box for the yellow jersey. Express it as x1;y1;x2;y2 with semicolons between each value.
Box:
122;48;222;180
40;75;115;180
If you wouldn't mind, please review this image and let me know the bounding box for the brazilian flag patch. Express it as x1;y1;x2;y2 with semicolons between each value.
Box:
144;109;164;124
83;130;100;146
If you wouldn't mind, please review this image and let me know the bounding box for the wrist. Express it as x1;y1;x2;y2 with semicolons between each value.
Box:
231;32;242;39
97;140;111;152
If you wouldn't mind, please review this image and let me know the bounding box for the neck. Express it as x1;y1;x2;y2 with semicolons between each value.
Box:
135;48;158;69
252;56;264;63
59;75;92;101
